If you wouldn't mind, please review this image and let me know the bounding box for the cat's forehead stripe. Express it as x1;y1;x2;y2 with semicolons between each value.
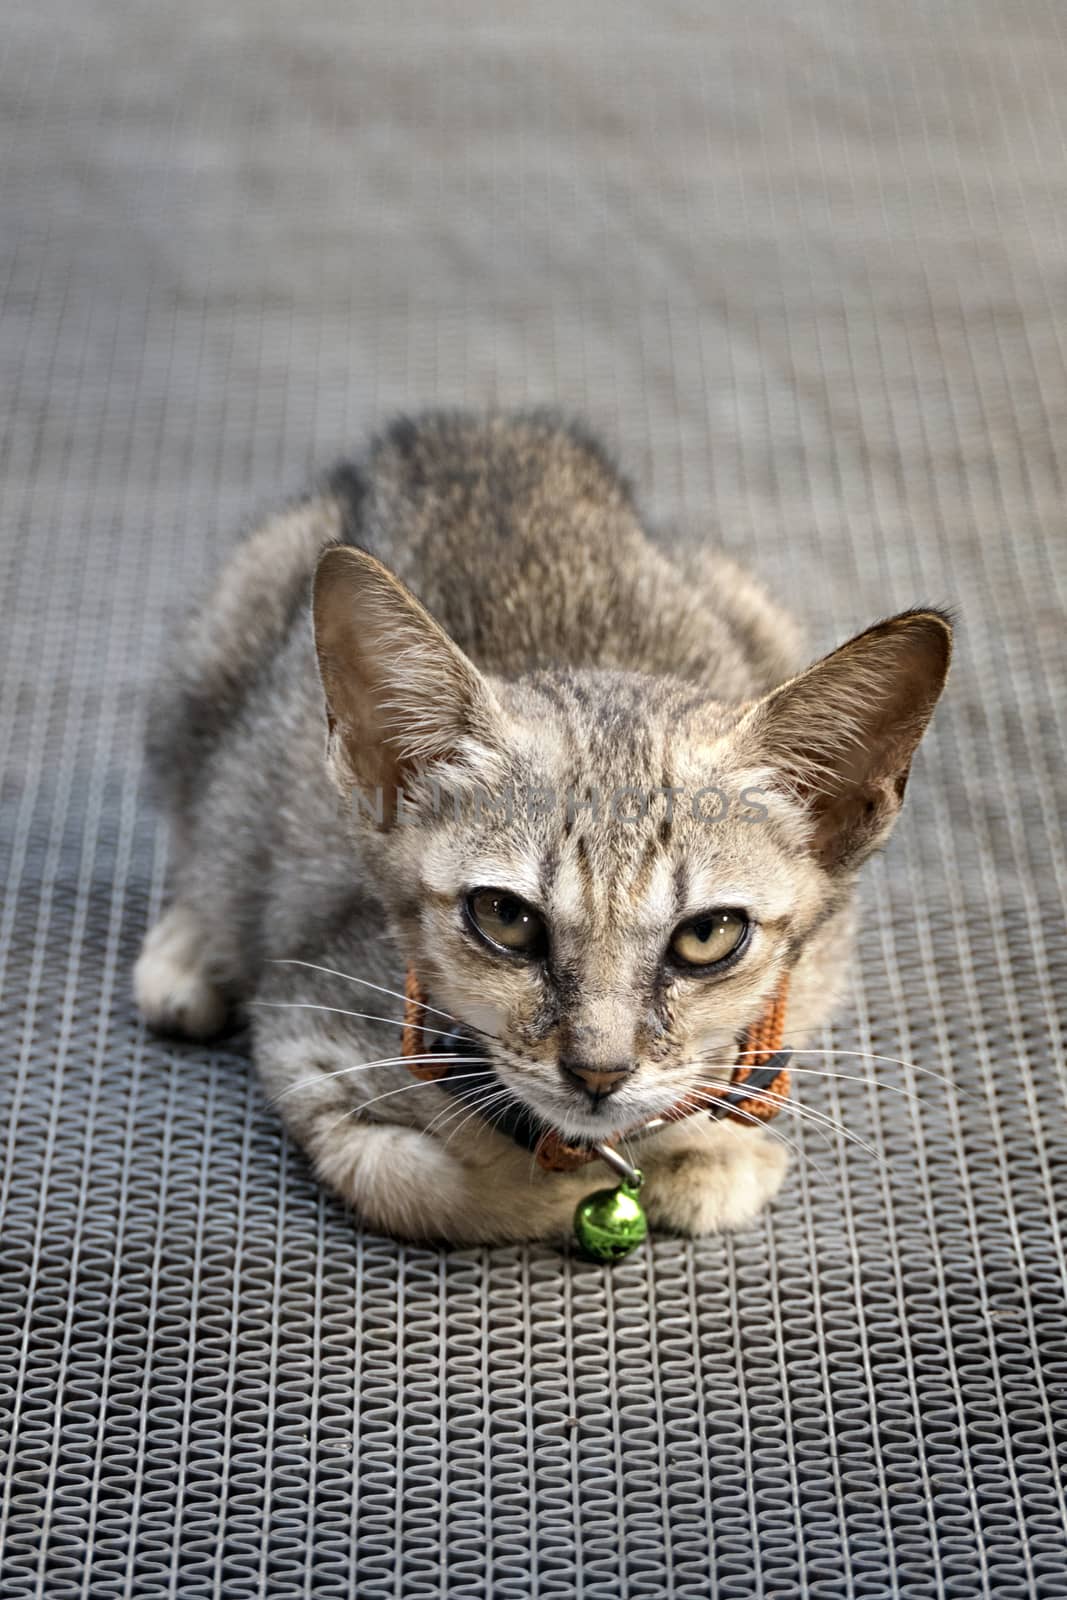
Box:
550;841;594;924
637;852;676;926
550;834;676;932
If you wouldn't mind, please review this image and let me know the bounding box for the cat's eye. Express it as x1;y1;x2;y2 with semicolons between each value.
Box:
669;909;749;970
466;888;547;957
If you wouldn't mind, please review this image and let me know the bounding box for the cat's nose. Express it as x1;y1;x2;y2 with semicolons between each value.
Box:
560;1060;634;1105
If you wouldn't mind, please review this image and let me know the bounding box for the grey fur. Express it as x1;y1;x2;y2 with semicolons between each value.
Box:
136;411;950;1244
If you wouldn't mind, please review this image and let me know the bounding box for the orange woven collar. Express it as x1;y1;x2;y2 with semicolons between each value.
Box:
401;966;791;1171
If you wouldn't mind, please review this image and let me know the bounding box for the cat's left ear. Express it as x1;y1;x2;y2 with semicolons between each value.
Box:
313;544;506;818
732;609;952;871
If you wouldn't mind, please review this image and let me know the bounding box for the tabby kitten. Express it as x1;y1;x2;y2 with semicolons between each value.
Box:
136;411;951;1244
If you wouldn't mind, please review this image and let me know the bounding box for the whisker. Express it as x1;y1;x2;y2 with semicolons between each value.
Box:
420;1074;511;1140
443;1095;517;1155
269;959;460;1025
270;1054;486;1107
684;1084;834;1153
267;958;507;1049
435;1084;520;1155
683;1094;833;1191
315;1068;496;1143
687;1078;865;1150
480;1096;559;1185
421;1089;486;1144
728;1044;965;1097
251;999;444;1039
686;1084;890;1175
354;1069;494;1120
728;1061;931;1108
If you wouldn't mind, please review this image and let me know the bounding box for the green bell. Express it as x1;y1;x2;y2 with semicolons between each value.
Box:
573;1174;648;1263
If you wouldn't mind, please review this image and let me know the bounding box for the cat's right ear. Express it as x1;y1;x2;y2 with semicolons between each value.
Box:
313;544;505;820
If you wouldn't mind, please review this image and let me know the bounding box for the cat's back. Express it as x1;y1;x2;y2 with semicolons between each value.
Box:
151;411;800;802
339;410;800;691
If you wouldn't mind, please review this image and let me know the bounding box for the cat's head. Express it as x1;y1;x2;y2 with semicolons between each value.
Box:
314;545;951;1142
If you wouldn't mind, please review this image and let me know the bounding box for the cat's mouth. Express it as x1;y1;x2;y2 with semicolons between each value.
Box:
517;1078;682;1144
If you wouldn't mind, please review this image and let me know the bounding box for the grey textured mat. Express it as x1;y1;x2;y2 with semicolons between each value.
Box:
2;2;1066;1594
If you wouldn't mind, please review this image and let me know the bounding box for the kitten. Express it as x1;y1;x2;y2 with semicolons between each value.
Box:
135;411;951;1245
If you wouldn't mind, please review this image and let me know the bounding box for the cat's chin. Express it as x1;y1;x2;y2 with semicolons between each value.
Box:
507;1080;683;1146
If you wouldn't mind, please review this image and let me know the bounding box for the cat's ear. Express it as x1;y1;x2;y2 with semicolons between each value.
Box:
313;544;505;817
733;609;952;871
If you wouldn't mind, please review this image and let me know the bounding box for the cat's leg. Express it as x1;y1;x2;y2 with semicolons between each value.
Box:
251;993;593;1244
290;1069;786;1245
639;1121;789;1237
304;1112;591;1246
302;1109;788;1245
134;902;230;1039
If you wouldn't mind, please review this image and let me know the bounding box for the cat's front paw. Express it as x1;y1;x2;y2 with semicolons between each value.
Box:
135;904;228;1039
305;1111;588;1246
642;1124;788;1237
